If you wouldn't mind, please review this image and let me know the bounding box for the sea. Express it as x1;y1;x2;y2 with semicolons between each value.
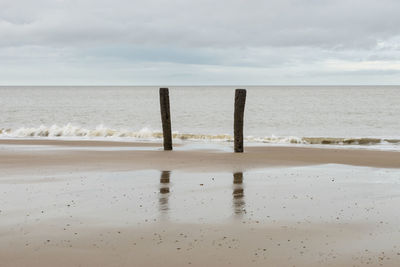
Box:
1;86;399;150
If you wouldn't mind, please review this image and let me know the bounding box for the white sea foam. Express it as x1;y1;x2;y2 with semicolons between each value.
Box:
1;124;400;148
0;124;161;139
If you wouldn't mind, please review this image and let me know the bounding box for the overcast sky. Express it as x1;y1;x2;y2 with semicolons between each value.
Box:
1;0;400;85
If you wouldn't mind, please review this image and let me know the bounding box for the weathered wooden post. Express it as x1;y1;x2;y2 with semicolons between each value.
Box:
234;89;246;152
159;88;172;150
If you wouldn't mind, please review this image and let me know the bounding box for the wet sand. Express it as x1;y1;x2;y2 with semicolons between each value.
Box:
1;140;400;266
3;221;398;267
1;139;400;177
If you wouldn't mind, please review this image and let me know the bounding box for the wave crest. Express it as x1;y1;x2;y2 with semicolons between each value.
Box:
1;124;399;146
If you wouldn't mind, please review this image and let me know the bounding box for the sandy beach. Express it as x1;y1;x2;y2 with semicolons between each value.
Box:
1;139;400;266
3;0;400;264
1;139;400;175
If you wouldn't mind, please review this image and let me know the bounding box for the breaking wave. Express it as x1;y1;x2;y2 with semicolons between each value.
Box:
0;124;399;146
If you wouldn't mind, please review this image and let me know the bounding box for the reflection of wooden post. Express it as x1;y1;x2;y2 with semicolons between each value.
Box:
233;172;243;184
160;171;170;193
159;171;171;213
159;88;172;150
234;89;246;152
233;172;245;215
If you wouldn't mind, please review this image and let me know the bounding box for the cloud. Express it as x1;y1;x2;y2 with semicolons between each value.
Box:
2;0;400;48
1;0;400;84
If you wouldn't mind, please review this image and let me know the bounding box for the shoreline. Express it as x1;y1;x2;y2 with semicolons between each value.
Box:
0;139;400;176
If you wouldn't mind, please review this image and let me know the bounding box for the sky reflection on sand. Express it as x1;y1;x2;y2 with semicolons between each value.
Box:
1;165;400;227
157;171;246;221
2;165;400;266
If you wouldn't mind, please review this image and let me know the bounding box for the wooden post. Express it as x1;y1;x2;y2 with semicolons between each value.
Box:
159;88;173;150
234;89;246;152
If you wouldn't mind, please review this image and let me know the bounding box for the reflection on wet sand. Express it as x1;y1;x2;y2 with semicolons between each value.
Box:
159;171;170;213
233;172;245;216
158;171;245;219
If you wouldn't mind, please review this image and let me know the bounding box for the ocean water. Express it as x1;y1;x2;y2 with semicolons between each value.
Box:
0;86;399;148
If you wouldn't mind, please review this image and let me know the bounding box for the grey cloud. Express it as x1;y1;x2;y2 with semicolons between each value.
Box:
1;0;400;49
1;0;400;85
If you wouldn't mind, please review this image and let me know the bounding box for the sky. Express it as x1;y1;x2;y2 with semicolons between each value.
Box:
1;0;400;85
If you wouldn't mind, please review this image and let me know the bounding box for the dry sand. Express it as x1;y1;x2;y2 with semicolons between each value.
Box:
1;139;400;266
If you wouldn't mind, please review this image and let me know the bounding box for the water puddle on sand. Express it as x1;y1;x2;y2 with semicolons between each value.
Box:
2;165;400;266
